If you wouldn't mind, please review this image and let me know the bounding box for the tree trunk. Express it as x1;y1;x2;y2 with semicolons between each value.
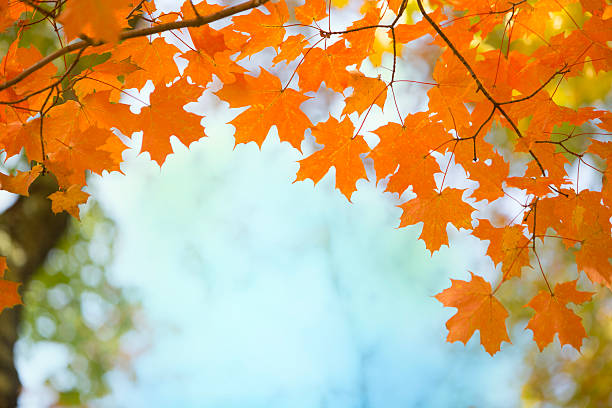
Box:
0;174;69;408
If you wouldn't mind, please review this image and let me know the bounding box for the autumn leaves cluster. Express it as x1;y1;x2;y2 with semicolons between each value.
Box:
0;0;610;355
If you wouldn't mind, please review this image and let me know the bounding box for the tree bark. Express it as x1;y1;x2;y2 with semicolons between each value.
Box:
0;174;69;408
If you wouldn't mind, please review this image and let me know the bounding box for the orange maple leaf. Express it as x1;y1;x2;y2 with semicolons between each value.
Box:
47;126;122;187
0;165;41;196
295;116;369;201
0;257;22;313
48;185;90;220
525;280;594;351
341;73;388;117
134;79;204;166
399;188;474;254
298;42;360;93
181;0;224;19
435;272;511;356
112;37;180;88
0;0;16;33
218;70;312;150
74;58;140;99
460;140;508;203
76;91;138;136
342;1;380;62
537;191;612;288
505;176;558;197
393;8;441;44
272;34;308;66
58;0;134;42
183;25;246;86
368;113;447;197
27;99;127;187
2;46;56;105
231;0;289;59
575;228;612;290
295;0;327;24
472;220;532;281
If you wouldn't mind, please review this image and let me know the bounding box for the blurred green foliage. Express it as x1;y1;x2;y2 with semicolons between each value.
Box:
482;5;611;405
521;288;612;408
19;204;139;406
495;217;611;407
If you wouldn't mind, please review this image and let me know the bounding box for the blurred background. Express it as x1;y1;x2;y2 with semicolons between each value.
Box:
12;124;611;407
16;129;528;407
0;0;610;407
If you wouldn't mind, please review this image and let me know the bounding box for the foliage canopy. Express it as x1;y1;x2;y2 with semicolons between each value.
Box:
0;0;610;355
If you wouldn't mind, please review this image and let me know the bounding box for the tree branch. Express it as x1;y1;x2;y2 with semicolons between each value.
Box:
0;0;270;92
415;0;547;175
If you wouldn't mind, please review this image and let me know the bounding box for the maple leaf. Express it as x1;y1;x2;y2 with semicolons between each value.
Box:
295;116;369;201
463;155;508;203
47;126;122;187
48;185;90;220
217;70;311;150
506;176;558;197
9;117;43;163
342;1;380;62
0;1;15;33
231;0;289;59
472;220;532;281
525;280;594;351
75;91;138;135
272;34;308;66
394;8;441;44
435;272;510;356
575;229;612;290
0;165;41;196
59;0;134;42
368;113;448;197
537;191;612;288
73;58;140;99
183;25;246;86
22;99;128;187
298;41;361;93
133;79;204;166
398;188;474;254
341;73;388;117
295;0;327;24
112;37;180;88
181;0;224;19
2;46;57;104
0;257;22;313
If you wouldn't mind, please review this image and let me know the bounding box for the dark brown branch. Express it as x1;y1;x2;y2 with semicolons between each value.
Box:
325;24;387;35
498;65;569;105
0;46;87;105
468;106;495;161
390;0;409;27
415;0;547;175
188;0;202;18
19;0;57;19
126;0;147;19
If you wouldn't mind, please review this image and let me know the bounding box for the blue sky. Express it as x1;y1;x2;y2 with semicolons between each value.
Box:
78;128;527;407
